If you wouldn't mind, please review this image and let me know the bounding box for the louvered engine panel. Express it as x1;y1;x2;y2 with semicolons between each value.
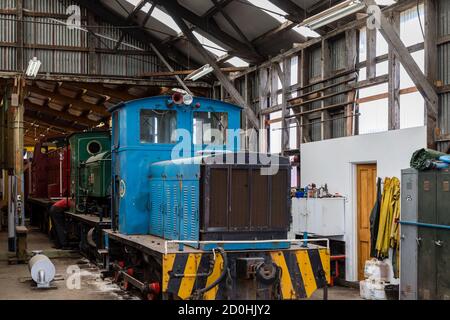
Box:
149;181;164;237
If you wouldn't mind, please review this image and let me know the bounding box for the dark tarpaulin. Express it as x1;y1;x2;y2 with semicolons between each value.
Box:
410;148;446;170
369;177;382;258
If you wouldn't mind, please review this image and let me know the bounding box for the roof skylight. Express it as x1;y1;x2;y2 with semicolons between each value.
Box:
246;0;320;38
225;57;250;67
193;31;227;57
124;0;248;67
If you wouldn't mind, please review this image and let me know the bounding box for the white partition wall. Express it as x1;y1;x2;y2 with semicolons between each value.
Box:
300;126;427;282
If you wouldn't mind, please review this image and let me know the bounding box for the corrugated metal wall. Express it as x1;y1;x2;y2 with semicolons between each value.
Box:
438;0;450;151
0;0;162;76
0;0;16;9
329;36;346;138
310;117;321;141
306;46;322;141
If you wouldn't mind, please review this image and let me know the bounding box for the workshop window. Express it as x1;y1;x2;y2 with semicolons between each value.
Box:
193;112;228;145
140;109;177;144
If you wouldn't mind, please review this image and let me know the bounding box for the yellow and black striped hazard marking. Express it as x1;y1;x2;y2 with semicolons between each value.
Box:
162;247;330;300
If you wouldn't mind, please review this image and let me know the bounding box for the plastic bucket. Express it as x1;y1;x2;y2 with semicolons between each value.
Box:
384;284;399;300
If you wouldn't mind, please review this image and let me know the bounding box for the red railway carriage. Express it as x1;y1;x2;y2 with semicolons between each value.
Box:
29;136;70;199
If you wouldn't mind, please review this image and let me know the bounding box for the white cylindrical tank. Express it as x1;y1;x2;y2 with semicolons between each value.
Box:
28;254;56;287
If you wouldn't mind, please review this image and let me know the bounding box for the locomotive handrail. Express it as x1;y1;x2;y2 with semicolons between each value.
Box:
163;238;330;254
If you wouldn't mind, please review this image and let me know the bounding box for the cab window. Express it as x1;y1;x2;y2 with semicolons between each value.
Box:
140;109;177;144
113;111;119;147
193;112;228;145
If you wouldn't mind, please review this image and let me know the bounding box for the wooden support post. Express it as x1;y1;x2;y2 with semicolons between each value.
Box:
270;64;278;110
13;76;25;227
299;50;310;143
346;29;357;136
259;68;269;152
243;75;248;150
1;169;8;230
280;58;291;155
321;39;331;140
220;85;225;101
296;51;305;186
366;24;377;80
388;11;401;130
424;0;438;149
269;64;278;153
4;86;14;171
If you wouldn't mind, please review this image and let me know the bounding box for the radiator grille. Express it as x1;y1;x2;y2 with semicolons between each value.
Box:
205;166;290;233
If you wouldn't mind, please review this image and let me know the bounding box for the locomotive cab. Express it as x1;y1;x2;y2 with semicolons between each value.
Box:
110;95;291;250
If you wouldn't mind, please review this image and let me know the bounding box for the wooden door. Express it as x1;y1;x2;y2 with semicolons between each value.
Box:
357;164;377;280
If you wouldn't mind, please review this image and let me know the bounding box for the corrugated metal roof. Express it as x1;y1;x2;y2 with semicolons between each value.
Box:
98;0;337;66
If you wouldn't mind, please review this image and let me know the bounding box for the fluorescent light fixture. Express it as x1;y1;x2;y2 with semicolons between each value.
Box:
26;57;41;77
303;0;365;30
185;64;214;81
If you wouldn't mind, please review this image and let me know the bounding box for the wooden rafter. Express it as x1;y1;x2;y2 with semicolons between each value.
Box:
210;0;259;59
61;82;148;101
25;101;98;127
113;0;152;51
203;0;235;19
268;0;307;23
27;84;109;116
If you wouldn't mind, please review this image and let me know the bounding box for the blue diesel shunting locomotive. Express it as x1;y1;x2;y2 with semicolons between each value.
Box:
109;94;291;250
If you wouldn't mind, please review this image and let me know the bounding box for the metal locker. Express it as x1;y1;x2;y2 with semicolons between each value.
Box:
401;169;450;300
400;169;419;300
437;170;450;300
417;171;437;300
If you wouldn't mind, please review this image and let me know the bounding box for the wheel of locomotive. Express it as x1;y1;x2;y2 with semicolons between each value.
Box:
140;253;162;300
86;227;97;248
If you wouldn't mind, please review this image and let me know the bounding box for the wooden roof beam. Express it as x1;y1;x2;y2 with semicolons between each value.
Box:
211;0;260;58
27;84;109;116
203;0;235;19
58;82;138;101
24;101;98;127
113;0;153;51
268;0;307;23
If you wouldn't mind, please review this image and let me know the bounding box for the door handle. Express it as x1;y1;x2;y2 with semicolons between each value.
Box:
435;240;444;247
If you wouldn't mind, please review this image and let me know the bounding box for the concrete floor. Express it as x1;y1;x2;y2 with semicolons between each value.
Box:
0;229;361;300
310;285;362;300
0;229;138;300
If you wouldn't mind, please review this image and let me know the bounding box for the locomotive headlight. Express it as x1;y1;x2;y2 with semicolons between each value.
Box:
183;94;193;105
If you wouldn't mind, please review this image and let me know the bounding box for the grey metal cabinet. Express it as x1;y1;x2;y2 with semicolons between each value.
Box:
400;168;450;300
436;171;450;299
400;169;418;300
